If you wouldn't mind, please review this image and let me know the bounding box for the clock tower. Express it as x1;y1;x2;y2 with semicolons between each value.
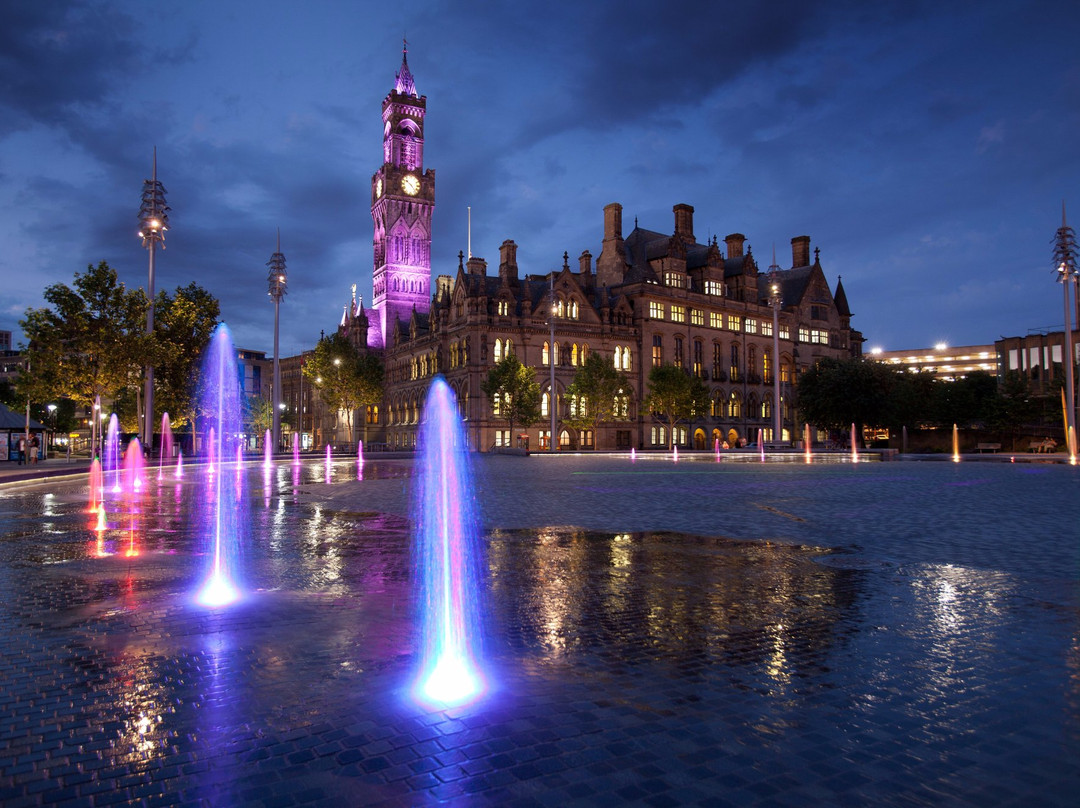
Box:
370;41;434;349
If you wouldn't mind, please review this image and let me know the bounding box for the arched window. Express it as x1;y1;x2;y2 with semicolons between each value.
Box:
728;391;742;418
624;347;632;371
556;299;565;318
730;343;740;380
763;352;771;383
570;300;579;319
762;395;772;420
748;346;757;377
494;339;503;363
613;349;622;370
581;343;589;362
541;391;550;417
571;343;579;366
505;338;513;357
542;341;550;366
553;342;560;365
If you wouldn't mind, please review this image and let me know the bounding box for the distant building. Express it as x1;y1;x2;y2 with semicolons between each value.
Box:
995;329;1080;393
0;330;12;351
872;344;998;380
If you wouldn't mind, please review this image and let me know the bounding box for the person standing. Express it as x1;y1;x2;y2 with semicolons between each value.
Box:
29;434;40;464
17;436;26;465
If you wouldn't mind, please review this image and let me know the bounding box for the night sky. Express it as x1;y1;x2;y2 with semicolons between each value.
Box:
2;0;1079;357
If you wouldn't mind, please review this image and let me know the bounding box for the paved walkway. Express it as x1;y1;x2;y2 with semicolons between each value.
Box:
0;455;1078;806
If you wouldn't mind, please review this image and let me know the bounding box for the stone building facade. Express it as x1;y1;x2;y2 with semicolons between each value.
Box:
299;47;863;452
377;204;862;451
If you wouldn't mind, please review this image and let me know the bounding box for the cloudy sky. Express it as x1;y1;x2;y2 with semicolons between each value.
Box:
2;0;1078;356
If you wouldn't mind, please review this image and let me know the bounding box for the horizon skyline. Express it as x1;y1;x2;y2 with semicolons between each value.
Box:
2;1;1078;357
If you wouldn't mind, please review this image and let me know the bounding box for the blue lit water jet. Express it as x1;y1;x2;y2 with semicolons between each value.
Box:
411;376;486;708
196;325;244;608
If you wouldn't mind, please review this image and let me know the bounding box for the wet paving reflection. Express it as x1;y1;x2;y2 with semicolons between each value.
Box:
0;460;1077;806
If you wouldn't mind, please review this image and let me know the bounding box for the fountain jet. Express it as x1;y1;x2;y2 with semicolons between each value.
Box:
196;325;244;608
412;376;486;708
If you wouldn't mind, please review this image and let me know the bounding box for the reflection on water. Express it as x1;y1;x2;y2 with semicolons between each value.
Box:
487;527;857;697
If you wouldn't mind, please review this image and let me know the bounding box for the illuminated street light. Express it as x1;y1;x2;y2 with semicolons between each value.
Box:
768;251;783;445
138;148;169;452
1053;206;1078;459
267;230;288;452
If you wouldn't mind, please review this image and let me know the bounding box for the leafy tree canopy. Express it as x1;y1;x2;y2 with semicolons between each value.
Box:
643;364;709;449
564;353;631;441
302;331;384;444
481;354;541;441
18;261;148;411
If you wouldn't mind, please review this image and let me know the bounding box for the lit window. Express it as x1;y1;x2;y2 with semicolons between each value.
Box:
541;391;549;417
497;300;509;316
710;312;723;329
761;320;773;337
671;305;686;323
494;339;503;363
704;280;725;296
798;327;810;343
691;308;704;326
745;319;758;335
779;326;790;340
542;341;550;365
572;343;580;366
729;315;742;332
649;301;664;319
652;335;662;367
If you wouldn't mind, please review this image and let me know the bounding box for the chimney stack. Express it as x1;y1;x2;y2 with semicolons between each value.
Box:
724;233;746;258
579;250;592;275
466;256;487;276
791;235;811;268
498;239;518;281
673;204;695;243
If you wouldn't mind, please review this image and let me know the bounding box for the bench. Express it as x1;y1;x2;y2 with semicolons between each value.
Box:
1028;439;1057;453
976;443;1000;453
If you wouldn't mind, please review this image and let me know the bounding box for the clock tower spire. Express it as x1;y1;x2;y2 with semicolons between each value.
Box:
370;39;434;349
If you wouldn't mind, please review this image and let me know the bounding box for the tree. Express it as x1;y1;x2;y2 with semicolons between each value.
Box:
481;354;541;445
932;370;998;428
796;356;902;442
18;261;148;413
246;396;274;439
302;332;384;445
643;364;709;449
989;371;1038;450
564;353;630;448
152;283;221;430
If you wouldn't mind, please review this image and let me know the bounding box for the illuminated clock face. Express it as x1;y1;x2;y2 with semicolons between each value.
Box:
375;178;382;197
402;174;420;196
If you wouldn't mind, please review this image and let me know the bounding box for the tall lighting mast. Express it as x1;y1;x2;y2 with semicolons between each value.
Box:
267;230;288;452
1053;205;1078;460
138;148;169;451
768;250;783;445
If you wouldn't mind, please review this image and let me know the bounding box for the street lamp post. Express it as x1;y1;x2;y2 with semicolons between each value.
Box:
768;253;783;445
1054;208;1078;458
137;148;169;452
267;231;288;452
549;273;556;452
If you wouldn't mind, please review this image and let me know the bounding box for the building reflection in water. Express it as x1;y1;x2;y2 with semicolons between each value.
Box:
487;527;858;696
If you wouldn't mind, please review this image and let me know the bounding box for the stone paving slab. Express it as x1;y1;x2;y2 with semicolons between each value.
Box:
0;456;1078;806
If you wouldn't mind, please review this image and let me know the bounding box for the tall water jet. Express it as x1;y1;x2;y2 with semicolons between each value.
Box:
850;423;859;463
412;376;486;708
952;423;961;463
264;430;273;471
804;423;813;464
292;435;300;466
196;325;244;608
159;413;174;480
758;428;766;462
105;415;122;494
357;439;365;467
122;438;144;556
176;449;184;479
630;447;636;462
673;445;679;462
87;457;103;515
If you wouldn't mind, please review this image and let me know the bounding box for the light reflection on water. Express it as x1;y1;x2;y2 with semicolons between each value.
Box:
0;457;1077;795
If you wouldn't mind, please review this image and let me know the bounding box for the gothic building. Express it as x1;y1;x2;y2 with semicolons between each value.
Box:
327;48;863;452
